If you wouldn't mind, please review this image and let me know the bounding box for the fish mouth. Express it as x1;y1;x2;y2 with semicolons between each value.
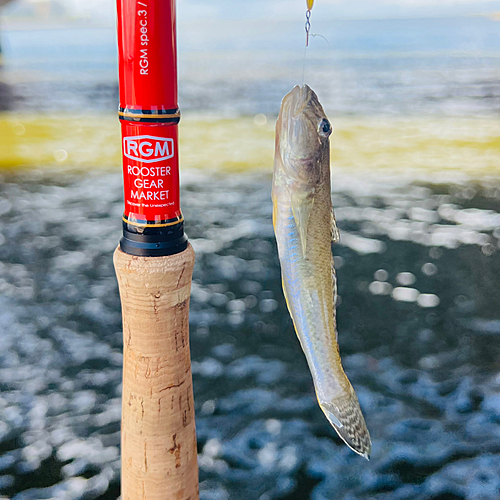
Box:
277;84;316;147
279;84;324;128
284;84;314;119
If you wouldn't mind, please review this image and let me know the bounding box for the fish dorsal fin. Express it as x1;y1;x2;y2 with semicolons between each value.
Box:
331;208;340;243
290;190;314;257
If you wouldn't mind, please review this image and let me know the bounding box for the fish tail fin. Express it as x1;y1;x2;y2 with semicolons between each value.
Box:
319;389;371;460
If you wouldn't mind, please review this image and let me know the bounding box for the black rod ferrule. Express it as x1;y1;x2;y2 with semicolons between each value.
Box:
120;220;188;257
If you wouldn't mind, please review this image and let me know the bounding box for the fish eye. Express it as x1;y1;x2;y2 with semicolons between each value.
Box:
318;119;332;137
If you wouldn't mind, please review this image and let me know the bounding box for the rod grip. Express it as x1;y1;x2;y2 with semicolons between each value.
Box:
114;244;199;500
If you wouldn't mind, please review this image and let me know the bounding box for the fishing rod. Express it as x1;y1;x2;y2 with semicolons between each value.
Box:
113;1;199;498
117;0;185;256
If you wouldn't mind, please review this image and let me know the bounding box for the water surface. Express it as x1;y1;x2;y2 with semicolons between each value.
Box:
1;169;500;499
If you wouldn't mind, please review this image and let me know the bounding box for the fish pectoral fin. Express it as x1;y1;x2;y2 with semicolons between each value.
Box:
291;191;314;257
319;393;372;460
331;208;340;243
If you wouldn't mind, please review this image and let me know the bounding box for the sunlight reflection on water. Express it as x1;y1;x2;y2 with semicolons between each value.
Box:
0;169;500;499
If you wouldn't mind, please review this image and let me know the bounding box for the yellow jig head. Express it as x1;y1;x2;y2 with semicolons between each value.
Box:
307;0;314;10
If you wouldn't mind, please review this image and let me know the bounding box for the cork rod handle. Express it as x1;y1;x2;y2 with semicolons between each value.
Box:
114;244;199;500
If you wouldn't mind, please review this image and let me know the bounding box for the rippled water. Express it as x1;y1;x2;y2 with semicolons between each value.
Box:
1;168;500;499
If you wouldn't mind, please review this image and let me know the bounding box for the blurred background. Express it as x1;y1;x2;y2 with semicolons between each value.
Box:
1;0;500;499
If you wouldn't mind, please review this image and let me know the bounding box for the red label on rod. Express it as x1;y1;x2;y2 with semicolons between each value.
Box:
120;122;181;224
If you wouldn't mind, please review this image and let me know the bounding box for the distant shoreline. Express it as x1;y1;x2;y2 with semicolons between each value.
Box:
1;12;499;32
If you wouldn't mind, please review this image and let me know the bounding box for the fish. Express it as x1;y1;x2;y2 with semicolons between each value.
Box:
272;84;371;459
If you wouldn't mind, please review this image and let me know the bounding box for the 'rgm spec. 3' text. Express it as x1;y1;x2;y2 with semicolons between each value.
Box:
138;2;149;74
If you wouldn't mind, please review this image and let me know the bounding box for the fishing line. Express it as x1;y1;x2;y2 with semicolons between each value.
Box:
302;44;308;84
302;12;331;83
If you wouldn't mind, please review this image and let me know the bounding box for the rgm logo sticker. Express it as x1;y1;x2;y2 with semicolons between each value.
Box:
123;136;174;163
